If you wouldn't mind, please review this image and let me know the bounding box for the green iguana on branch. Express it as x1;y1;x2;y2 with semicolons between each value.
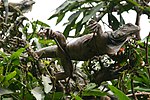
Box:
35;20;140;80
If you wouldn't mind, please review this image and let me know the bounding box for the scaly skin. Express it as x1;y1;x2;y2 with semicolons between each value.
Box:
36;20;140;80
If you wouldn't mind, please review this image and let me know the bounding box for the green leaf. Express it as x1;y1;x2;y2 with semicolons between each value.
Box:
63;24;72;37
82;89;107;97
68;11;81;24
48;0;77;20
144;6;150;12
0;51;7;58
48;13;58;20
51;92;64;100
119;14;125;25
56;13;65;25
10;48;25;60
135;73;150;86
82;3;104;24
75;20;83;36
12;59;20;66
82;83;107;97
39;39;56;45
84;83;97;91
108;13;119;30
55;1;70;14
0;75;4;83
5;71;17;81
73;95;82;100
134;87;150;92
108;85;130;100
15;68;22;75
10;48;25;66
63;11;81;37
0;66;4;75
71;93;83;100
137;40;145;47
127;0;143;9
118;3;133;13
0;88;14;96
35;20;50;27
27;72;34;79
31;87;45;100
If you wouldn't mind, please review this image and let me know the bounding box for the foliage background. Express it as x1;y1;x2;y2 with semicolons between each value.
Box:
0;0;150;100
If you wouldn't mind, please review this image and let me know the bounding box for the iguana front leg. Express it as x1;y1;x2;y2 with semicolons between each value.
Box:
87;19;103;36
36;29;73;80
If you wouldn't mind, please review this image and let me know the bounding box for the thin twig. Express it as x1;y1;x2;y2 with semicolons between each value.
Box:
145;33;149;66
145;32;150;78
127;92;150;97
131;75;138;100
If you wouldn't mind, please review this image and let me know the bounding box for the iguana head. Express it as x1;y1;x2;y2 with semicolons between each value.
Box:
11;0;35;13
108;23;140;46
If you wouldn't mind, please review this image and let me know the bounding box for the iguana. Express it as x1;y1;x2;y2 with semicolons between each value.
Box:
35;20;140;80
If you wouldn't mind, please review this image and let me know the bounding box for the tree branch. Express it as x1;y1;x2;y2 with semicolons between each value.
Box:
93;64;130;84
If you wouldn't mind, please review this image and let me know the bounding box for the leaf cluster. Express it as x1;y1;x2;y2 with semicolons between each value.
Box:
0;0;150;100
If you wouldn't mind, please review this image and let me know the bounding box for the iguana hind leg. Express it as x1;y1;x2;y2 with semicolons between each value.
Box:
36;29;74;80
35;45;73;80
55;57;73;80
35;45;58;58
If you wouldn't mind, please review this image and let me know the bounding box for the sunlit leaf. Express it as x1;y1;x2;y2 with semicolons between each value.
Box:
0;88;14;96
5;71;17;81
42;75;52;93
39;39;56;45
10;48;25;59
31;87;45;100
